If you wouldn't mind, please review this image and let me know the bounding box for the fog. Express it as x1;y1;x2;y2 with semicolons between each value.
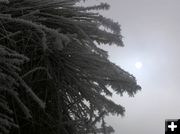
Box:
86;0;180;133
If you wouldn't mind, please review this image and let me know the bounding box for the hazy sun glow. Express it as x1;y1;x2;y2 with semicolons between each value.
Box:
135;62;143;69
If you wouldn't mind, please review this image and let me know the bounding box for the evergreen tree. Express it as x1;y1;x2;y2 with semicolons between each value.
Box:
0;0;141;134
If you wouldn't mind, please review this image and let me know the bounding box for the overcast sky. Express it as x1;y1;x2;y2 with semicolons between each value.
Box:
85;0;180;134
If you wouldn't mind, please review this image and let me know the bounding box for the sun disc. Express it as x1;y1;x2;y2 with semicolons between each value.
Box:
135;62;143;69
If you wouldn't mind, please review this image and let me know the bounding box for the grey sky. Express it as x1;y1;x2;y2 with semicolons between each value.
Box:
85;0;180;134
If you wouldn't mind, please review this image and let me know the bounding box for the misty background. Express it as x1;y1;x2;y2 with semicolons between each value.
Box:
83;0;180;134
